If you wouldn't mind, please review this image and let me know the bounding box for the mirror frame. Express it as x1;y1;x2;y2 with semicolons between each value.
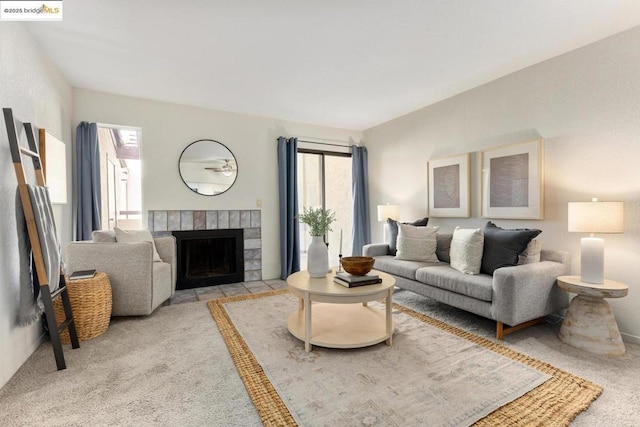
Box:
178;139;238;196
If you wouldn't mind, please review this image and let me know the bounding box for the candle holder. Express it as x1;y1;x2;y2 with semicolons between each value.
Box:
337;254;343;273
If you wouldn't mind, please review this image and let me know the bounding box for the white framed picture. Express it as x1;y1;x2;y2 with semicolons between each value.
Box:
39;129;67;204
427;153;470;218
481;138;544;219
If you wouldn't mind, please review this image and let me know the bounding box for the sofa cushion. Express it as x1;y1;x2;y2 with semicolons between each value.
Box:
518;239;542;265
114;227;162;262
373;255;440;281
396;225;439;262
416;265;493;302
449;227;484;274
387;217;429;254
481;221;542;275
436;233;453;263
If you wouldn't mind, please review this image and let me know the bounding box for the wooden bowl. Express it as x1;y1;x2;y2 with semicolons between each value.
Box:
340;256;375;276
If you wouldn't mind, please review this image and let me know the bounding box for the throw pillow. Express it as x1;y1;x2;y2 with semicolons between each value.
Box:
518;239;542;265
114;227;162;262
387;217;429;254
395;224;439;262
449;227;484;275
481;221;542;275
92;230;116;243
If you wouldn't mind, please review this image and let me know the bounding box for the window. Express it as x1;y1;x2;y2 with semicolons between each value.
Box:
297;149;352;269
97;125;142;230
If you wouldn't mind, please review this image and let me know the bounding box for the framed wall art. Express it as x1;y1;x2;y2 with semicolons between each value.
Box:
428;153;470;218
39;129;67;204
481;138;544;219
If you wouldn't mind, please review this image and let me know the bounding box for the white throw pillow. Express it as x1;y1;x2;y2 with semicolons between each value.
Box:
395;224;439;262
449;227;484;274
114;227;162;262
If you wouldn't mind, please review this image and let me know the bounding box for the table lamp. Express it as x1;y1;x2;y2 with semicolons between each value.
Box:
568;198;624;284
377;204;399;243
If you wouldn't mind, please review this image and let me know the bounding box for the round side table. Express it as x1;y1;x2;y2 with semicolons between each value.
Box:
557;275;628;356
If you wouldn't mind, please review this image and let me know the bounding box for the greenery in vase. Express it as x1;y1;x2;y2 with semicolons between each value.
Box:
297;207;336;236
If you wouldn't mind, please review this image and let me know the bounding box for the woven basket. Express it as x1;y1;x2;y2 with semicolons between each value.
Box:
54;272;112;344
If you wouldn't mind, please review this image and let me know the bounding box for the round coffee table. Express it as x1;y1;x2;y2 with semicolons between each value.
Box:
286;269;395;352
557;275;628;355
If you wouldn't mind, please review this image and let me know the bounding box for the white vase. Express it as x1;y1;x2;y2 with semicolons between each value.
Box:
307;236;329;278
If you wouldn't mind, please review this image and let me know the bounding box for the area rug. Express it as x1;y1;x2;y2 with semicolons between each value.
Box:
208;290;601;426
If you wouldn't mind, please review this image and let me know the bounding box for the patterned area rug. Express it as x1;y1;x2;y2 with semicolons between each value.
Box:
208;290;601;426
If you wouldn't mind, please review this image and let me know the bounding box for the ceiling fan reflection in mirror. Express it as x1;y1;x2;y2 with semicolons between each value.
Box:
205;159;236;177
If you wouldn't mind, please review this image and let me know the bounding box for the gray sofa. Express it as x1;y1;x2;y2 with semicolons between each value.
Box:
363;233;571;339
66;230;176;316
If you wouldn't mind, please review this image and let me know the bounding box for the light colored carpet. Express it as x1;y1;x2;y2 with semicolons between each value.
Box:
0;299;261;427
393;290;640;427
1;288;639;426
210;290;600;426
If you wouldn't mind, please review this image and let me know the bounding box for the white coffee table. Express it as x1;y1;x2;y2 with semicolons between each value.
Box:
286;268;395;352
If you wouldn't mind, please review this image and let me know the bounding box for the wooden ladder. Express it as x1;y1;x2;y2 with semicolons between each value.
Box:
3;108;79;370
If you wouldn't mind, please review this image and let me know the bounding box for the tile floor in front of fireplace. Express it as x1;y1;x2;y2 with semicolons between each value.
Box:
169;279;287;305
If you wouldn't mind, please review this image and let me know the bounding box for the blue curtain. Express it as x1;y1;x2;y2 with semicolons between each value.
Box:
277;137;300;279
75;122;102;240
351;145;371;256
352;145;371;256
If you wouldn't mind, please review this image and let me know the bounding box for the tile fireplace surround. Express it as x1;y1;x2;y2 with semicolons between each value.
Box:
147;209;262;281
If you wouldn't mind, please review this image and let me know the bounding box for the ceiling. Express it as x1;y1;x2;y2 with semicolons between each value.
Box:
26;1;640;131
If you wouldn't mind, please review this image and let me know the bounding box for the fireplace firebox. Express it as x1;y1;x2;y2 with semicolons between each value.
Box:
173;229;244;290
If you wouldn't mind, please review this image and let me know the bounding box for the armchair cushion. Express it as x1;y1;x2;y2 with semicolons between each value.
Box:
114;227;162;262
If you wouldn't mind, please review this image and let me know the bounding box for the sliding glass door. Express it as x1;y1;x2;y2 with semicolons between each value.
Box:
297;150;353;269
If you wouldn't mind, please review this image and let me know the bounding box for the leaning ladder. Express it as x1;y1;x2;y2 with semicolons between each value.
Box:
4;108;79;370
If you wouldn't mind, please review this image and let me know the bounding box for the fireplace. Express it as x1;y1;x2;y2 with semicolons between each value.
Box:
173;229;244;290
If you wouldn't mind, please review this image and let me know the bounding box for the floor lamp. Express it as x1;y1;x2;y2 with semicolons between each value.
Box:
568;198;624;284
377;204;399;243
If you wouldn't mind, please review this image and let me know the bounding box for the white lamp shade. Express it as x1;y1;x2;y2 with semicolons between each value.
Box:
377;204;399;222
568;201;624;234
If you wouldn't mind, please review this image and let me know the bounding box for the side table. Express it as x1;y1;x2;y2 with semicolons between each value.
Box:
557;275;628;356
54;272;113;343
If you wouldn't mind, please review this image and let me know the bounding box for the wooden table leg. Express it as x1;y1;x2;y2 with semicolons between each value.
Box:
385;289;393;346
559;295;626;355
304;293;312;352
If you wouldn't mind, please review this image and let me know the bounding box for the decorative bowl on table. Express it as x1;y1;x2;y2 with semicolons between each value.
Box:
340;256;375;276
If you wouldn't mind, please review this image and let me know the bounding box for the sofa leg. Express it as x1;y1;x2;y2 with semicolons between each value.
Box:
496;318;545;340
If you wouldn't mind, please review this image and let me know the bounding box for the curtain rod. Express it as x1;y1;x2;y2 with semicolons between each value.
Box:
298;139;353;149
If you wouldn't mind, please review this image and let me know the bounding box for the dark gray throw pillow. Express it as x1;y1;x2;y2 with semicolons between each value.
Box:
387;217;429;254
481;221;542;275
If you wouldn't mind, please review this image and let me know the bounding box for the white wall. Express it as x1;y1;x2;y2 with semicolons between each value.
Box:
364;26;640;343
73;89;362;280
0;24;73;388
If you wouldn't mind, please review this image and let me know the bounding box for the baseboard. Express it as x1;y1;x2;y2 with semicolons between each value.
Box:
621;331;640;345
36;330;47;346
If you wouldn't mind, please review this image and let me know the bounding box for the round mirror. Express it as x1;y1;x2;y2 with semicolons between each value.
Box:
178;139;238;196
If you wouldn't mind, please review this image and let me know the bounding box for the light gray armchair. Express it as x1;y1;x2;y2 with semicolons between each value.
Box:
66;230;176;316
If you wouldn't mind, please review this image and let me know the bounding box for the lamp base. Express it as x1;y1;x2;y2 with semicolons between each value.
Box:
580;237;604;284
383;223;391;244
